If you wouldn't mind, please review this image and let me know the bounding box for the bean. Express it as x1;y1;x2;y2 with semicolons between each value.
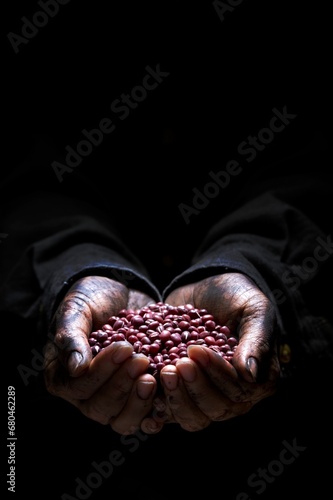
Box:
88;302;239;379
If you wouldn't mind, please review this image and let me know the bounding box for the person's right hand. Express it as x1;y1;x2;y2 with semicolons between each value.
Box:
43;275;158;435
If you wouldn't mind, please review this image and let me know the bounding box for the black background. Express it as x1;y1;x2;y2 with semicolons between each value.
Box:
2;1;333;499
3;0;332;289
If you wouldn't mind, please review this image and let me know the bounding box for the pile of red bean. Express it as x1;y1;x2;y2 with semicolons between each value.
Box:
88;302;239;377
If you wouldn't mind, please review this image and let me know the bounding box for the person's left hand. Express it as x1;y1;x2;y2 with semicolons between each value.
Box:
141;273;280;434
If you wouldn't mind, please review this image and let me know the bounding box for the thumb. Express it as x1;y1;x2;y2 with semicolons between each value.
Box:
49;292;94;377
49;276;130;376
232;307;279;383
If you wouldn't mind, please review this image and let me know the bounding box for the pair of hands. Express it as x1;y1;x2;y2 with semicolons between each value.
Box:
43;273;280;435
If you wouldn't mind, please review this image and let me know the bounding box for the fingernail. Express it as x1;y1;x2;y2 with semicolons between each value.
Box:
68;351;82;374
177;360;196;382
161;371;178;390
127;357;148;378
187;345;210;367
137;381;155;400
247;356;258;381
112;342;132;363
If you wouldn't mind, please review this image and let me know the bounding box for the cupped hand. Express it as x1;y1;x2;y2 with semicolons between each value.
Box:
141;273;280;434
43;275;158;435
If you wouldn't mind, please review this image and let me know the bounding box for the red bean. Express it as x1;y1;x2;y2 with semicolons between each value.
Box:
149;343;160;355
148;321;160;330
91;346;101;356
186;340;196;346
88;302;239;379
204;336;216;345
170;333;182;345
95;331;108;341
220;326;231;336
216;333;228;341
107;316;118;326
202;314;214;322
113;319;125;330
199;330;213;339
177;306;188;314
141;345;150;355
164;340;175;349
178;320;191;330
216;339;226;346
159;330;171;342
133;341;142;352
111;333;126;342
181;331;190;342
205;320;216;331
131;315;144;328
152;313;164;322
117;327;127;335
148;332;159;343
118;309;129;317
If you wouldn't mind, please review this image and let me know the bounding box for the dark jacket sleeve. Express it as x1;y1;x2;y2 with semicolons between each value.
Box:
0;186;161;329
163;149;333;374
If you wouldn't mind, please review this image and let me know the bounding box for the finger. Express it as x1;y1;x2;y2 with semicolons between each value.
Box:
127;289;156;310
188;345;279;404
186;345;250;401
159;365;211;432
44;341;134;400
232;300;279;383
242;355;281;404
50;291;95;376
76;354;153;426
110;374;157;435
140;417;165;434
165;287;193;307
50;277;129;377
139;395;176;434
175;357;253;421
